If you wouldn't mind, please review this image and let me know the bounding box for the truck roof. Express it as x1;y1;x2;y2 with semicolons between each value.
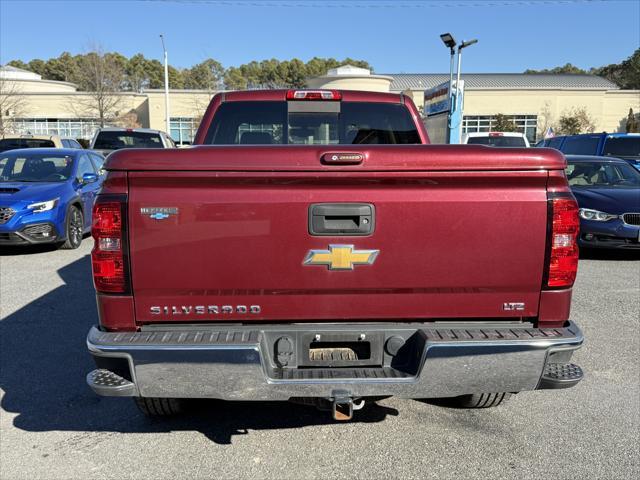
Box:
222;89;405;104
95;127;166;134
465;132;527;138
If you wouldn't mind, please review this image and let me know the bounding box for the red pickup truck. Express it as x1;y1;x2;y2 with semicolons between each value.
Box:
86;89;583;420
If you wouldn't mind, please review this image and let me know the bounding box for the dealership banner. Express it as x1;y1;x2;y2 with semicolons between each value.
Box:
424;82;451;116
424;80;465;144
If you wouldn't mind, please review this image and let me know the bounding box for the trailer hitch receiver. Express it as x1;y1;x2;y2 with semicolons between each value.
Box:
331;391;365;421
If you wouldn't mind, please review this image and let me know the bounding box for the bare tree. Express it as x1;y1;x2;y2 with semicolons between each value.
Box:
68;47;127;126
112;110;142;129
536;102;555;141
190;92;214;125
0;76;27;135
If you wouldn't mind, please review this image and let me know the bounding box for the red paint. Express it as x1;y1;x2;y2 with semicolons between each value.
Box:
95;90;575;330
105;144;565;173
127;169;550;324
96;294;136;331
538;289;573;328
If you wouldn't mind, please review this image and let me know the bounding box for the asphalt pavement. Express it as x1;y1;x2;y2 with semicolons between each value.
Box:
1;240;638;479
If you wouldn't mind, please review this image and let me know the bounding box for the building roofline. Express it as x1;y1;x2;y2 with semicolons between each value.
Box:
1;77;79;89
310;74;394;81
402;86;615;91
142;89;218;94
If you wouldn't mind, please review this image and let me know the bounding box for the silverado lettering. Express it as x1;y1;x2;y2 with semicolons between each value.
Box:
149;305;262;315
86;89;584;421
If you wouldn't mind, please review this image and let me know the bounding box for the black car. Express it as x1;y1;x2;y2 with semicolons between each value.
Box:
565;155;640;249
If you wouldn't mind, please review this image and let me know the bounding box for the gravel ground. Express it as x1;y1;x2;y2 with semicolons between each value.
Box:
1;240;638;480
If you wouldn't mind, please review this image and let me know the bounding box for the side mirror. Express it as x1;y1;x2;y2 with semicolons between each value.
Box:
82;173;98;184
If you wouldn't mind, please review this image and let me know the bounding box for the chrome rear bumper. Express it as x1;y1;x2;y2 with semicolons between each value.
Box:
87;321;583;400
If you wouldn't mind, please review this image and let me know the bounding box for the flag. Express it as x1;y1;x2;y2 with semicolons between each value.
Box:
544;127;555;139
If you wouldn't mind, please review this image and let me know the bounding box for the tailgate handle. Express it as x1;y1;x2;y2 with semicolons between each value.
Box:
309;203;374;236
321;152;364;164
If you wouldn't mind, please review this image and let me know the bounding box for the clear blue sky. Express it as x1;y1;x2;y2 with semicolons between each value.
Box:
0;0;638;73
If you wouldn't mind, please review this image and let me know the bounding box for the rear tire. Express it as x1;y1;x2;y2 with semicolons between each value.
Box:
134;397;184;416
60;206;83;250
447;392;512;408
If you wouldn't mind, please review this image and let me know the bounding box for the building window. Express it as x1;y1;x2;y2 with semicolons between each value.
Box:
11;118;102;140
170;117;198;145
462;115;538;143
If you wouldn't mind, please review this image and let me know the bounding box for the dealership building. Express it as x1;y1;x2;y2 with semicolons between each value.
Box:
2;64;638;144
0;65;212;144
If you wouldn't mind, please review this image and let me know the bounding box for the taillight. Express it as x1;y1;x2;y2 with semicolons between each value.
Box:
286;89;342;101
544;194;579;288
91;195;129;294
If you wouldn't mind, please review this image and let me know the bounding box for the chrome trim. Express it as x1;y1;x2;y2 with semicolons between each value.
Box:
87;322;583;400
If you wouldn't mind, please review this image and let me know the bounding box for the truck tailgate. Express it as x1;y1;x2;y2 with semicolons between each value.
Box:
123;146;557;324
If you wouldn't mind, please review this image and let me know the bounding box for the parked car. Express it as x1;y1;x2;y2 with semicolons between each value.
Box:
1;134;62;152
61;138;84;149
463;132;530;147
565;155;640;249
0;134;84;153
89;127;176;156
86;89;584;421
0;148;104;249
538;133;640;170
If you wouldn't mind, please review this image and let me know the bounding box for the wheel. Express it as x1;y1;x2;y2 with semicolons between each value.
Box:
133;397;184;416
60;206;83;249
446;392;512;408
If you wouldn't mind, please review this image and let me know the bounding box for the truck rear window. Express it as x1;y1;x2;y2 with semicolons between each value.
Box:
602;136;640;158
94;131;163;150
466;136;527;147
561;135;600;155
205;101;421;145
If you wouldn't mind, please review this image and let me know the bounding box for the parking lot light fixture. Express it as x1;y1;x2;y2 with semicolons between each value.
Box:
440;33;457;103
160;34;170;135
454;38;478;110
460;39;478;50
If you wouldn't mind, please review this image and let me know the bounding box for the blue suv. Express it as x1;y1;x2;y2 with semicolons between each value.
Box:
0;148;104;249
536;133;640;170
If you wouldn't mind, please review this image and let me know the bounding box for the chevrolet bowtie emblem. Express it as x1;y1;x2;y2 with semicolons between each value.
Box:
303;245;379;270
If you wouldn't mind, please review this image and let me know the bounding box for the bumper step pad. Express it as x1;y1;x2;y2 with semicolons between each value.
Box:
273;366;412;380
87;368;136;397
538;363;584;389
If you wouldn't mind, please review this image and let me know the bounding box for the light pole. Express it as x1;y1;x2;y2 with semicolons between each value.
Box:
160;34;170;135
454;39;478;107
439;33;457;105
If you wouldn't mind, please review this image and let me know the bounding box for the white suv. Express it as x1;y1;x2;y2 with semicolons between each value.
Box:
90;128;176;156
